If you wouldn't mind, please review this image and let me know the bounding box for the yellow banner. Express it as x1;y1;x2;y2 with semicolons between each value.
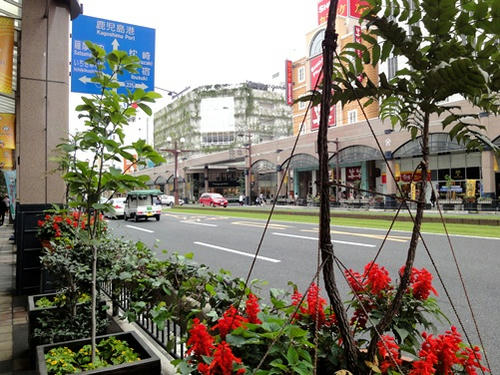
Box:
410;182;416;200
0;148;13;169
0;17;14;94
0;113;14;149
394;163;401;178
466;179;476;198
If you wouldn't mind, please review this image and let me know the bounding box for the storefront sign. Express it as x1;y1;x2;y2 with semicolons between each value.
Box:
440;185;463;192
318;0;348;24
0;149;13;169
0;17;14;95
466;179;476;198
310;55;335;130
350;0;370;18
346;166;361;181
285;60;293;106
0;113;15;149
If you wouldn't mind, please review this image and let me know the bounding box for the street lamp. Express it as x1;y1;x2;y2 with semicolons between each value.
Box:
238;132;252;205
160;136;193;206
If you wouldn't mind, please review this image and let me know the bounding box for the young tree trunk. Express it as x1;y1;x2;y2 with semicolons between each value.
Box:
91;243;97;363
317;0;360;371
366;112;430;359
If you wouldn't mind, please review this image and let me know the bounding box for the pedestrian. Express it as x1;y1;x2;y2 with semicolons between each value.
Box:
259;193;265;205
430;189;436;208
0;195;7;226
239;194;245;206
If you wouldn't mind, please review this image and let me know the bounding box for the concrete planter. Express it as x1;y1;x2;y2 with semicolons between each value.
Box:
28;292;108;349
36;331;161;375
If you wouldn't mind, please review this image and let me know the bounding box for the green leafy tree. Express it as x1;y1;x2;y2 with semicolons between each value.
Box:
304;0;499;370
56;41;164;363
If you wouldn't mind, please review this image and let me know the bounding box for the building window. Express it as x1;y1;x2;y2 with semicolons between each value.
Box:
298;67;305;82
298;100;307;110
388;56;398;80
348;110;357;124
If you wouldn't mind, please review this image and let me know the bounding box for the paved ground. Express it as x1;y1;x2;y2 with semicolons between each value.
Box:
0;224;33;375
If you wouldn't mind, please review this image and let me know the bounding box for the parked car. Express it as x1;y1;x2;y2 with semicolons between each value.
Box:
124;189;163;221
199;193;228;207
159;194;184;207
107;197;126;218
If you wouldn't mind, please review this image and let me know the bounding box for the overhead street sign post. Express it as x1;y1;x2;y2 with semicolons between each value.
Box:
71;15;155;95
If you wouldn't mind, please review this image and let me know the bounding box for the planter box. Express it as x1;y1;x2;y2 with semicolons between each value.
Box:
28;292;108;349
36;331;161;375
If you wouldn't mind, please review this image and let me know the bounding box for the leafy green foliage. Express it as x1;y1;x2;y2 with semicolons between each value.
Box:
321;0;500;152
44;336;140;375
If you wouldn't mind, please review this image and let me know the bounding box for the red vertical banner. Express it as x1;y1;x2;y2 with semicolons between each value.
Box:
354;25;363;82
310;55;335;130
318;0;348;24
337;0;348;17
349;0;370;18
285;60;293;106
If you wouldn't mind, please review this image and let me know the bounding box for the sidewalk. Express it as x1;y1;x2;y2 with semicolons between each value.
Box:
0;224;32;374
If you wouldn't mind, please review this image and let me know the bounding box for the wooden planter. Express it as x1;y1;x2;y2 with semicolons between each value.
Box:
36;331;161;375
28;292;108;349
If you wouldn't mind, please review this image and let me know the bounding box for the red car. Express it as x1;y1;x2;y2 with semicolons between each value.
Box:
199;193;228;207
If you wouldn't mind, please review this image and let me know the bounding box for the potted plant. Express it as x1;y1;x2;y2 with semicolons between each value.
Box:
36;331;160;375
35;41;164;373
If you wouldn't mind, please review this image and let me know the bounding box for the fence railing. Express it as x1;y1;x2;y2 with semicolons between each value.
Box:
99;281;186;359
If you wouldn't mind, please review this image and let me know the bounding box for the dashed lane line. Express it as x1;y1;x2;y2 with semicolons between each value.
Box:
125;225;154;233
181;221;218;227
231;220;291;230
272;232;376;248
301;228;409;243
194;241;281;263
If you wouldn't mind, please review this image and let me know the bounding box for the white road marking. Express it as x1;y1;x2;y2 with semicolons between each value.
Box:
272;232;376;248
181;221;218;227
301;228;409;242
194;241;281;263
125;225;154;233
232;220;291;229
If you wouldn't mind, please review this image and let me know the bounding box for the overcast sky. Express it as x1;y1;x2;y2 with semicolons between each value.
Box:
70;1;318;140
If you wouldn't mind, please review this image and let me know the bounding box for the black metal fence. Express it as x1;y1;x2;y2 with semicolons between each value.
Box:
99;281;186;359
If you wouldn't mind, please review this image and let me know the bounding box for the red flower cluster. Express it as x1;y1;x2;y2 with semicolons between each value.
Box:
400;266;438;300
245;293;261;324
291;283;335;327
197;342;245;375
212;306;248;339
186;301;263;374
377;335;402;374
187;318;214;357
345;262;392;297
410;326;488;375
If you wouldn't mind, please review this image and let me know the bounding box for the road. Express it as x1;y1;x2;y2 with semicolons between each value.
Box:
108;210;500;372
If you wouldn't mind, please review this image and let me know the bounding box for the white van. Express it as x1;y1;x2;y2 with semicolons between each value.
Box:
123;189;162;222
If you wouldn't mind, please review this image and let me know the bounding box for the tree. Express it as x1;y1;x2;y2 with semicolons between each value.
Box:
56;41;164;363
309;0;499;371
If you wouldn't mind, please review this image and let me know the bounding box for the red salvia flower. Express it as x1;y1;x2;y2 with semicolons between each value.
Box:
208;341;243;375
186;318;214;357
364;262;391;296
377;335;402;374
245;293;261;324
212;306;247;339
412;268;438;300
197;362;210;375
345;269;366;293
306;283;327;326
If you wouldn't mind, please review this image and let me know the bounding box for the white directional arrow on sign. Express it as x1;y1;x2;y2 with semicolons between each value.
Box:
135;83;148;90
111;39;120;50
78;75;92;84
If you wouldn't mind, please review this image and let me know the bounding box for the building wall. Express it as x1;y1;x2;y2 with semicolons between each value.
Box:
17;0;70;204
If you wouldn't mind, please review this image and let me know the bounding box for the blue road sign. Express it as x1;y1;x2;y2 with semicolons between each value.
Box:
71;15;155;95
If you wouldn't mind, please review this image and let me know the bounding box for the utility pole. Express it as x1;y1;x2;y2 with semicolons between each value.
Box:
160;137;194;206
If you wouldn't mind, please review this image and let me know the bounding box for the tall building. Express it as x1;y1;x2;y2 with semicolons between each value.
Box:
154;82;292;159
